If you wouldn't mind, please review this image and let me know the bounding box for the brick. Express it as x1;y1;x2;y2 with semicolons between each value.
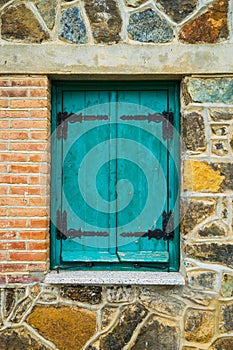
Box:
28;263;47;271
31;163;49;175
10;120;48;129
29;153;45;162
0;219;27;228
10;186;44;195
10;142;47;151
0;242;25;250
28;242;47;250
10;164;40;173
7;275;40;283
0;175;10;183
0;130;28;140
0;208;6;216
0;89;28;97
9;186;28;195
29;176;39;185
0;197;27;206
29;219;48;228
29;174;46;190
0;275;6;284
0;164;8;173
11;175;28;184
0;120;9;128
0;186;7;195
40;164;50;174
0;80;9;86
11;78;48;87
19;231;47;240
0;231;17;240
0;251;7;260
0;263;27;272
0;110;28;118
9;252;47;261
0;153;28;162
31;131;49;140
0;175;27;184
0;100;8;108
29;176;47;185
29;197;47;206
30;110;49;118
0;142;8;150
9;208;47;217
30;88;48;97
10;99;48;109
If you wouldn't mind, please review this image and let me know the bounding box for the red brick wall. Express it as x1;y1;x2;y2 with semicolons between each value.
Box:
0;76;50;284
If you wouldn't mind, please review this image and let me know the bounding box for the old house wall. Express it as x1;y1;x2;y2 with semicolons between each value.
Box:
0;0;233;349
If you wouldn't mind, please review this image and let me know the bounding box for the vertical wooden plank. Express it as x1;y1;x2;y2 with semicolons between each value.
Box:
116;89;169;263
109;91;118;256
61;88;119;262
167;83;180;271
50;85;63;268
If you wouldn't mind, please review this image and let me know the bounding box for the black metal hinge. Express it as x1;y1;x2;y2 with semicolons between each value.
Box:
57;112;109;140
56;210;109;240
120;111;174;140
121;210;174;241
57;111;174;140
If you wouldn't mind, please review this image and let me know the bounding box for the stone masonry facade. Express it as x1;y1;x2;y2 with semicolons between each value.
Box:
0;0;233;349
0;0;230;44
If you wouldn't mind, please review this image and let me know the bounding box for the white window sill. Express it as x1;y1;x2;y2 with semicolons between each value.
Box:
44;271;185;285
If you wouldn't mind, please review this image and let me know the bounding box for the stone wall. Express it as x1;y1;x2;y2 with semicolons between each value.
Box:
0;280;233;350
0;0;231;45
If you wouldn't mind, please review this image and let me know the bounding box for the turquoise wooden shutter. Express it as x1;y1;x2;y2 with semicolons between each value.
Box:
61;90;119;262
51;82;180;271
116;90;168;263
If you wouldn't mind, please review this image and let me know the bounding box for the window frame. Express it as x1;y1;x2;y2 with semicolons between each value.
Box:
50;81;180;272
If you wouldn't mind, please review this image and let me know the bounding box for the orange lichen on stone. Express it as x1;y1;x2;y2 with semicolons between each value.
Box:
27;305;96;350
184;160;225;192
179;0;228;43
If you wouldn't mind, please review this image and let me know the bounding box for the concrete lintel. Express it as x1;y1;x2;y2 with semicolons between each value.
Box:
0;43;233;76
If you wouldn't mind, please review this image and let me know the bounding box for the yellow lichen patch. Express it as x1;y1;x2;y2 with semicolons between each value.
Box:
184;160;225;192
27;305;96;350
